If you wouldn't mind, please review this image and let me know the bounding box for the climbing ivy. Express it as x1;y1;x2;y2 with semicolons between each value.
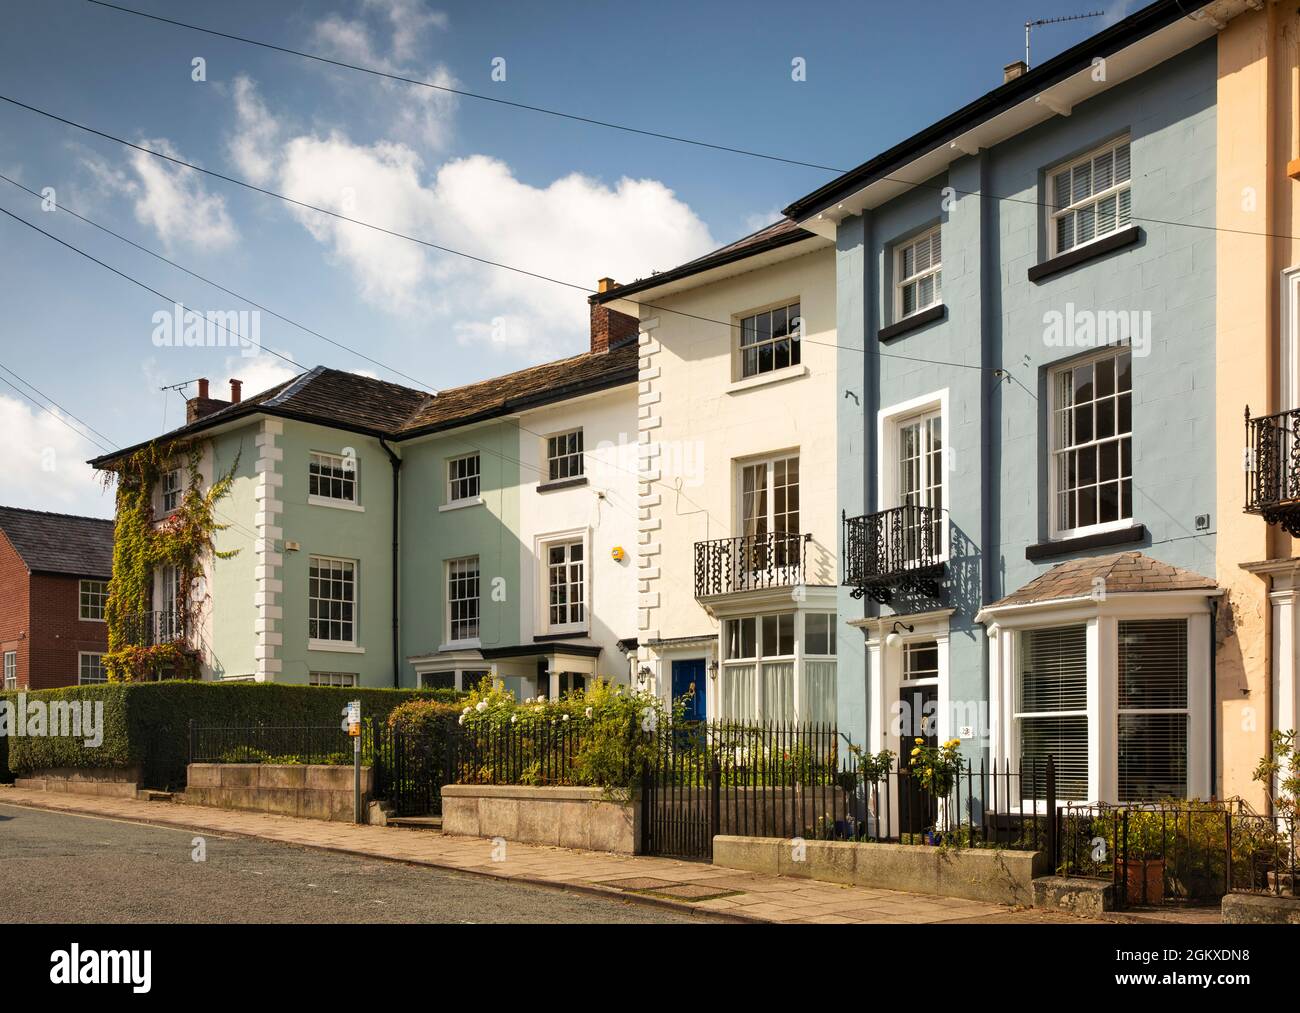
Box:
99;439;239;681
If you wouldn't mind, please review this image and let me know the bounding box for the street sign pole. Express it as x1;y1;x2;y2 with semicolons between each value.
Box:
346;699;362;824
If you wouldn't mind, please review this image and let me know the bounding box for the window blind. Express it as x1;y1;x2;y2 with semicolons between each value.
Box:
1118;619;1189;801
1018;625;1089;799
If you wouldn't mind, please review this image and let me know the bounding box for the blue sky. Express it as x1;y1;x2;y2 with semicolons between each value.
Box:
0;0;1135;517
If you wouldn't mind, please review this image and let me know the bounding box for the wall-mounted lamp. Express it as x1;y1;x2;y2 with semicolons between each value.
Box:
884;621;914;650
637;665;652;681
708;659;719;680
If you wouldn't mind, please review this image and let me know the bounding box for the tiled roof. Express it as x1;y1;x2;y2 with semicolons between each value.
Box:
400;342;638;434
90;344;638;468
0;506;114;577
989;551;1217;609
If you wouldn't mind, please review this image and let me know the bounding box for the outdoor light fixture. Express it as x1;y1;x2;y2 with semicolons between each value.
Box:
708;659;719;679
884;621;914;650
637;665;652;680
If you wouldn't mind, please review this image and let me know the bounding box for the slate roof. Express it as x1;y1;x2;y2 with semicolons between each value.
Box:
590;218;817;303
89;341;638;468
0;506;114;578
988;551;1217;609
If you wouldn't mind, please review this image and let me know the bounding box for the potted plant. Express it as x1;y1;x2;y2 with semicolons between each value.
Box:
1116;808;1166;905
908;737;962;844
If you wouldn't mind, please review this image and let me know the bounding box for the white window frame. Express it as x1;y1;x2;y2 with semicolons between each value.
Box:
543;537;587;634
446;556;481;647
878;390;950;562
308;450;360;509
3;650;16;689
78;651;108;685
308;671;358;688
161;466;182;514
544;429;584;484
1048;346;1133;541
735;299;803;381
1281;266;1300;413
1047;135;1132;258
446;453;481;506
308;555;359;650
79;579;109;622
986;595;1212;805
894;226;942;321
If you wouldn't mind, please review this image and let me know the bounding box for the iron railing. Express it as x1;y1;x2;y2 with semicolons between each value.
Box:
1245;406;1300;534
119;609;185;646
694;532;810;598
188;720;371;766
842;505;944;602
1057;799;1297;907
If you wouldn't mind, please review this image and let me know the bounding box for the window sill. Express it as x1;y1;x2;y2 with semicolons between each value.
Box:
534;630;589;642
1027;226;1142;283
438;638;482;653
1025;523;1146;561
537;476;588;493
439;496;484;513
307;641;365;654
308;495;365;513
726;363;808;395
878;304;945;342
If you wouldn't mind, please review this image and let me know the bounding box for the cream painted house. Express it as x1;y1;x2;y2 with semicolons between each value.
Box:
593;222;840;724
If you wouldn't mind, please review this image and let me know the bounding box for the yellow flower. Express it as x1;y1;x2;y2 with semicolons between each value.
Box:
910;747;920;757
914;737;925;745
925;767;933;777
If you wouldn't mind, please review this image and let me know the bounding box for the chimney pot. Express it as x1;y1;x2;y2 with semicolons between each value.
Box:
230;379;242;404
197;377;209;399
1003;60;1028;83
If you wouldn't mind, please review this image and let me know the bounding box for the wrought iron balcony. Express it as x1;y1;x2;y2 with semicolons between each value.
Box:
842;506;944;603
1245;406;1300;535
694;532;810;598
119;610;185;647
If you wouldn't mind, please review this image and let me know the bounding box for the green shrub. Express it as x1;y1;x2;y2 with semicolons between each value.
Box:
5;681;464;790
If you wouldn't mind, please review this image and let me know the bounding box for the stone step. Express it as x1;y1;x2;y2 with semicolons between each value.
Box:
387;815;442;831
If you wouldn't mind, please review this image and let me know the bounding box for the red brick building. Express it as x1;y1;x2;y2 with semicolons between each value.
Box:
0;507;115;690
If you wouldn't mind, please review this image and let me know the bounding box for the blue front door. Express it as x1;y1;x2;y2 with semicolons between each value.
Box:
671;658;707;722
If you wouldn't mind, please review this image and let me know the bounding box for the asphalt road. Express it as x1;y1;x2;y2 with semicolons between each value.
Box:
0;803;700;924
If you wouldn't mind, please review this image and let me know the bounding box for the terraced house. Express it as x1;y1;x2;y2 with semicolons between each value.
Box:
593;222;841;725
90;302;641;698
779;0;1244;805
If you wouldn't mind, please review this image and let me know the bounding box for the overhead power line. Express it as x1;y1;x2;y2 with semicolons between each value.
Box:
79;0;847;174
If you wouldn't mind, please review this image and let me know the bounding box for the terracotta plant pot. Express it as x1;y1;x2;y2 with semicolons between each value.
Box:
1119;858;1165;905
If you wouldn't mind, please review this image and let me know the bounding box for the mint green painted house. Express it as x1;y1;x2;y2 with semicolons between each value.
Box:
93;304;642;696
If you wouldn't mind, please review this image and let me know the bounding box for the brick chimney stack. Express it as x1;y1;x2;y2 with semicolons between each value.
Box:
588;278;639;354
230;379;243;404
186;376;231;423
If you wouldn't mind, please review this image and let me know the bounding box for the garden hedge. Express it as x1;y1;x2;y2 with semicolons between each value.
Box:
4;681;463;790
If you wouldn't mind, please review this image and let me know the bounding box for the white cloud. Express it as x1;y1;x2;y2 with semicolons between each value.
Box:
226;351;302;399
82;139;238;253
742;208;783;234
227;81;714;358
0;395;114;517
312;1;457;151
228;76;280;186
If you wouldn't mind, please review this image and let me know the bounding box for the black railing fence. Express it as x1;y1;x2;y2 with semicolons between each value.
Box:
842;506;944;602
694;532;810;597
639;721;1054;859
188;720;372;766
1057;799;1297;906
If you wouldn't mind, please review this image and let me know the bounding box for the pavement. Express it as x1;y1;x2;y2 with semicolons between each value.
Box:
0;785;1094;924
